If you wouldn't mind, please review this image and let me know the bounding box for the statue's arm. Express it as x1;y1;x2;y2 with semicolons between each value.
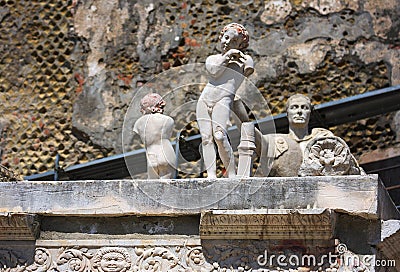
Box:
205;54;228;78
133;118;143;135
243;55;254;77
165;116;175;138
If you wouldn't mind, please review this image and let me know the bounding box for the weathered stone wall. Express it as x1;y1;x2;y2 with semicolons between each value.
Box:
0;0;399;176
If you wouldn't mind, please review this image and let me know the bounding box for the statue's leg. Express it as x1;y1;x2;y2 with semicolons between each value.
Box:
196;100;217;178
212;100;236;178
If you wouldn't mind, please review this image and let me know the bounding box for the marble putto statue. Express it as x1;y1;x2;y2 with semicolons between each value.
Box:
196;23;254;178
261;94;364;177
133;93;175;179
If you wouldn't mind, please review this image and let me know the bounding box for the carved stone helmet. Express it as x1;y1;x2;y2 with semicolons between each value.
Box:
140;93;166;114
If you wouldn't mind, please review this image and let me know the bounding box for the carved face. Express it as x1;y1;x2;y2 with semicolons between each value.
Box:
100;252;128;272
287;96;311;127
220;28;242;53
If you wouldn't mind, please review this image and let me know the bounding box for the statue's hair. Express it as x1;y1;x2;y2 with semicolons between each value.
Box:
286;94;312;111
219;23;249;49
140;93;166;114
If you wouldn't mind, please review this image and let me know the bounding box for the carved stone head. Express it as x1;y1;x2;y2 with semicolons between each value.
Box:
93;247;131;272
219;23;249;50
286;94;312;128
140;93;166;115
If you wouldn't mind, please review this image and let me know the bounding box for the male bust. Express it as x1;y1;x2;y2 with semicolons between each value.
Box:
133;93;175;179
262;94;333;177
196;23;254;178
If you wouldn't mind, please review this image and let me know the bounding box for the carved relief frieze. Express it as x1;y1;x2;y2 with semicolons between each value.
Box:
200;209;336;240
0;214;40;241
0;240;375;272
0;244;214;272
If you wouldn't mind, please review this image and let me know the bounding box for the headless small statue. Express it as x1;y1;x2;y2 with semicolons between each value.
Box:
133;93;175;179
196;23;254;178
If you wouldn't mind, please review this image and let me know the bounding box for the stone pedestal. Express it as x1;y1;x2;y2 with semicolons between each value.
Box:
237;122;256;177
0;175;398;271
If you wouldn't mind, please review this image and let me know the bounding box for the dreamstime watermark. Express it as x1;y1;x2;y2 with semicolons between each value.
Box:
257;243;396;269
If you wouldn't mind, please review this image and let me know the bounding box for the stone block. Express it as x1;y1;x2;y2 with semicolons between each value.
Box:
0;175;397;220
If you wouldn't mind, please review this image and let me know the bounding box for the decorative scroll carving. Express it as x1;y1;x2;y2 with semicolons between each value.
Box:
0;214;40;241
185;246;214;271
56;248;93;272
0;243;373;272
25;248;53;272
200;209;335;240
299;136;365;176
133;247;180;272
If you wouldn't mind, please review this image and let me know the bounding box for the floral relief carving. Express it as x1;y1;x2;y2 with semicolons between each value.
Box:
185;246;215;271
133;247;180;272
25;248;54;272
299;136;364;176
0;244;353;271
186;247;206;268
56;248;93;272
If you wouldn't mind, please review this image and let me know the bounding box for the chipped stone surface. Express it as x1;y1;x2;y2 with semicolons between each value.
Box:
260;0;292;25
285;39;331;74
301;0;345;15
353;41;400;85
364;0;398;39
0;175;398;220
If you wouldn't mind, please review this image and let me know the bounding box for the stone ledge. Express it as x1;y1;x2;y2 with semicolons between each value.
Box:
0;175;397;219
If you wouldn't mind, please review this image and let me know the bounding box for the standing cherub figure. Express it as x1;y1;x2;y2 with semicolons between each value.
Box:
133;93;175;179
196;23;254;178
